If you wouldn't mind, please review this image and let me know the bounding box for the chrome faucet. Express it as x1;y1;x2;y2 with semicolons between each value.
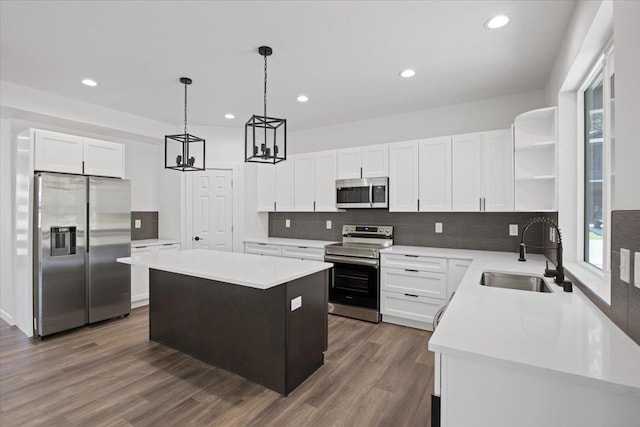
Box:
518;217;572;292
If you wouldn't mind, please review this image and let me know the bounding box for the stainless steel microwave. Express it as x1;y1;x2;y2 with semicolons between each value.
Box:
335;177;389;209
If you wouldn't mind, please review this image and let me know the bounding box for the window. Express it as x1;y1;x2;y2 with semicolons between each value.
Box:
580;44;614;272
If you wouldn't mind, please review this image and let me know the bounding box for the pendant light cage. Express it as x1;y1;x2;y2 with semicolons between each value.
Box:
245;46;287;164
165;77;205;172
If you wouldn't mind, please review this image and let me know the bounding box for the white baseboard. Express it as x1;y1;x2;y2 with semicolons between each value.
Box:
382;315;433;332
131;293;149;309
0;309;15;325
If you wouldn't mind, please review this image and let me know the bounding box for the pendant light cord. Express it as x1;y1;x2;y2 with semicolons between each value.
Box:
184;81;188;135
263;53;268;119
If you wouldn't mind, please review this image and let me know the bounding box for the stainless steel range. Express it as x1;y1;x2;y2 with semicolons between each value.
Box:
324;225;393;323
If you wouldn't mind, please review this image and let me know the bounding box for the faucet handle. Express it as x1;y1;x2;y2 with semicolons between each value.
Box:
544;260;555;277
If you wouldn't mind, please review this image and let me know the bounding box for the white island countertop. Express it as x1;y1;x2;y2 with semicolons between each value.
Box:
118;248;333;290
381;246;640;398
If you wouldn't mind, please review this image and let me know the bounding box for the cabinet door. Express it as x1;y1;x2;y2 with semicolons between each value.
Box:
419;137;452;211
336;148;362;179
275;159;295;211
314;150;339;212
452;134;482;211
482;130;514;212
362;144;389;178
447;258;471;301
294;154;315;211
83;138;125;178
389;141;419;212
256;164;276;212
34;130;84;174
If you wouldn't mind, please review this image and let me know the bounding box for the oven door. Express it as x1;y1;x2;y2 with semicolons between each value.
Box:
325;256;379;310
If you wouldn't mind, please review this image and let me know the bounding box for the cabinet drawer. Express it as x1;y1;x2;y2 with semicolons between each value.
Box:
131;247;153;255
381;291;444;324
381;267;446;299
281;245;325;261
244;242;282;256
381;254;447;273
157;243;181;253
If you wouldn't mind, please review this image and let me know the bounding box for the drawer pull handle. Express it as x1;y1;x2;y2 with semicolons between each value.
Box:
404;254;419;258
134;246;147;249
404;293;419;298
405;269;419;273
258;243;267;246
297;246;308;249
163;243;174;246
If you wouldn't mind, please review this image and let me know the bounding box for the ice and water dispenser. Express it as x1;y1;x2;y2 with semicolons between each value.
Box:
50;226;76;256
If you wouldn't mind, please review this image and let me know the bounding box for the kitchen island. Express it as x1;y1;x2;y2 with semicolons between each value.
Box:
118;249;333;396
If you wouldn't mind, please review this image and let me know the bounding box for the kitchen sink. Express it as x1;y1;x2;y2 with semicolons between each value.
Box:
480;271;552;293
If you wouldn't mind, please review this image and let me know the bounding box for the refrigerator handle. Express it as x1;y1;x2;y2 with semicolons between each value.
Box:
86;201;90;252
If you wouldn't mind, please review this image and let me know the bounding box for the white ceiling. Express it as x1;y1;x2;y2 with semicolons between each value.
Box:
0;1;575;131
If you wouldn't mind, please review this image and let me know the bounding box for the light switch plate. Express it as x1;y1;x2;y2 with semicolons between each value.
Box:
620;248;630;284
326;220;332;229
134;219;141;229
635;252;640;289
291;296;302;311
509;224;518;236
285;219;290;228
435;223;443;233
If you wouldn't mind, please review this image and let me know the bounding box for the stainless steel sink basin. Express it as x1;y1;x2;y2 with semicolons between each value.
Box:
480;272;552;293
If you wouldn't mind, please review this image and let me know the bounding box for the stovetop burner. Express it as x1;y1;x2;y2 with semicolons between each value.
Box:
325;225;394;259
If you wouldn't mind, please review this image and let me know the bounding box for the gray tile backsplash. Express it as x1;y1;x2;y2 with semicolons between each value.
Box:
269;211;557;253
131;211;158;240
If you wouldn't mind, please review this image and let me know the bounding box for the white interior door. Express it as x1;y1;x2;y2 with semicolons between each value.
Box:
192;169;233;251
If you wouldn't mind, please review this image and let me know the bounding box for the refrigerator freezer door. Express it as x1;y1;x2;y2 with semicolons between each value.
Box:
34;173;87;336
88;177;131;323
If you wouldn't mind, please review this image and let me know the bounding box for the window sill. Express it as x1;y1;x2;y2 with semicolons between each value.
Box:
564;262;611;305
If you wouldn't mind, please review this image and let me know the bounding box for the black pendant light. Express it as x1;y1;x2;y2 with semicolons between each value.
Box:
245;46;287;164
165;77;205;171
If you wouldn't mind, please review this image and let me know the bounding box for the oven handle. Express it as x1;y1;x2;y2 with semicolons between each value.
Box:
324;255;379;267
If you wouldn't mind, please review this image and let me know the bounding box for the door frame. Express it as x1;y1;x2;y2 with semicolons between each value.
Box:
183;163;242;252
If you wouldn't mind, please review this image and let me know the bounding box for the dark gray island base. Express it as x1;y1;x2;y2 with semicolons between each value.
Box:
148;268;329;396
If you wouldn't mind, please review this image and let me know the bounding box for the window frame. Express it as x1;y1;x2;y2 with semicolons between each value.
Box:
576;40;614;278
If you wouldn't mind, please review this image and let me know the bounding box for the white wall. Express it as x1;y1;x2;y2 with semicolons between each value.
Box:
0;119;14;324
612;0;640;210
288;90;547;154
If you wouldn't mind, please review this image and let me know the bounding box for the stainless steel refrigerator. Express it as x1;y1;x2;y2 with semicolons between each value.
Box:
33;172;131;337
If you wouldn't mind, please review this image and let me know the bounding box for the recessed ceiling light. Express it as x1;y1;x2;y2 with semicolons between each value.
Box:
484;15;509;29
81;78;98;87
224;113;235;119
296;95;309;103
399;69;416;78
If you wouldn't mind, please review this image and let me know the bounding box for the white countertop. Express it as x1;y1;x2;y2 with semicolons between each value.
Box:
244;237;338;248
382;246;640;398
118;248;332;289
131;239;181;248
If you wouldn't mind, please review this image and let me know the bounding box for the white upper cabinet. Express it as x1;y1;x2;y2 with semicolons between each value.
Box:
275;159;295;211
256;164;276;212
482;129;514;211
83;137;125;178
34;130;84;174
452;133;483;211
314;150;339;212
452;130;514;212
34;130;125;178
294;154;315;211
418;137;452;211
337;144;388;179
389;140;419;212
336;147;362;179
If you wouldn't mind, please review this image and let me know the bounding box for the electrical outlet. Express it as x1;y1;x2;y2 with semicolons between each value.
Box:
621;248;630;283
134;219;141;229
285;219;290;228
435;223;443;233
291;296;302;311
326;220;332;229
509;224;518;236
634;252;640;289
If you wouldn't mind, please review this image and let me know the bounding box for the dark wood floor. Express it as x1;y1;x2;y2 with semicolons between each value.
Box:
0;307;434;426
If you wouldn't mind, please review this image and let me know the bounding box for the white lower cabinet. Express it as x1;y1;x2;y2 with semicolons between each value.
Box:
244;242;282;257
380;252;470;331
244;242;325;261
130;242;181;308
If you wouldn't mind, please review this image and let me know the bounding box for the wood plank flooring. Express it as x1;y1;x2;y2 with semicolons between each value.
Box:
0;307;434;426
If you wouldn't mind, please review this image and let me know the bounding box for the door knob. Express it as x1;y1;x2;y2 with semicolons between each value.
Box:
194;236;201;241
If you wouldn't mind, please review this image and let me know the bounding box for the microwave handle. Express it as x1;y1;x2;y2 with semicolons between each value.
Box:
369;183;373;208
